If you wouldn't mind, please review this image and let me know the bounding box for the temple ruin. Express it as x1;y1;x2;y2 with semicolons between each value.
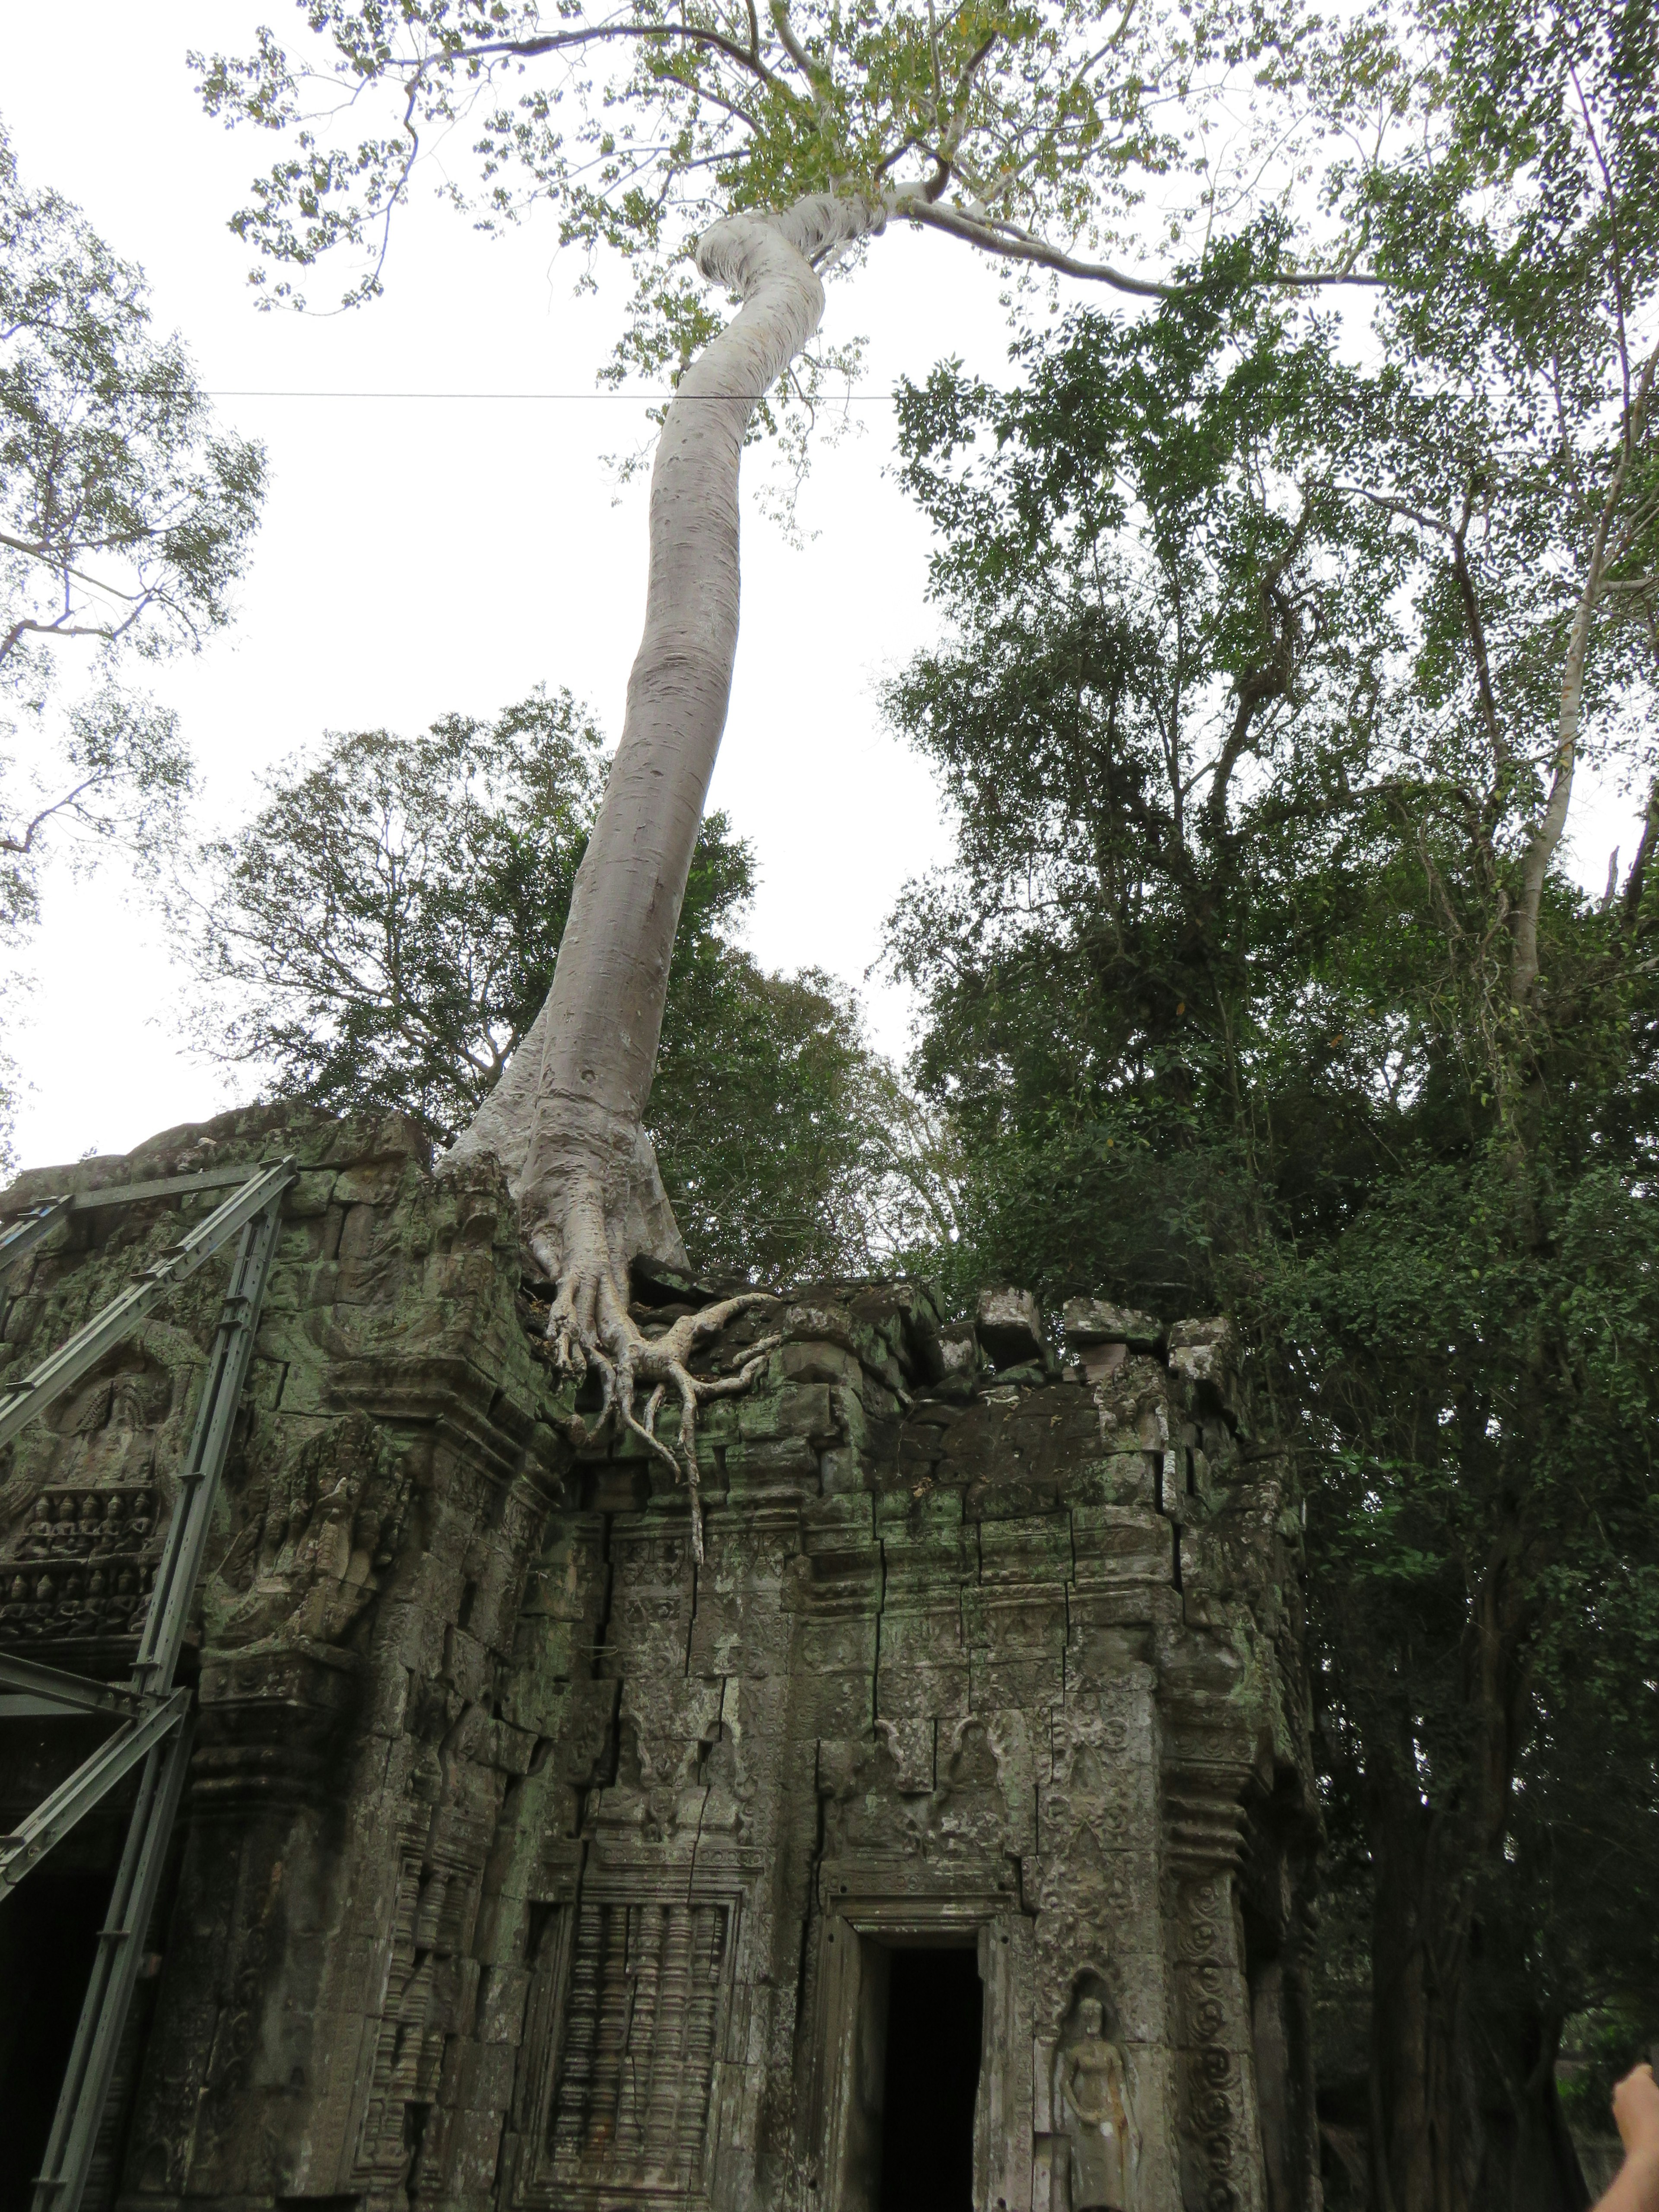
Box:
0;1104;1320;2212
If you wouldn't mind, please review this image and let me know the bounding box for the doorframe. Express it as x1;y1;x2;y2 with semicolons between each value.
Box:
806;1864;1034;2212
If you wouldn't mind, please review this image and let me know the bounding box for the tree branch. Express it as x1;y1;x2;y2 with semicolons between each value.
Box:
1448;486;1505;777
394;18;789;97
1512;337;1659;1003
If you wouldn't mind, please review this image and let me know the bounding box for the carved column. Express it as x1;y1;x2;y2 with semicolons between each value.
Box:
1166;1772;1268;2212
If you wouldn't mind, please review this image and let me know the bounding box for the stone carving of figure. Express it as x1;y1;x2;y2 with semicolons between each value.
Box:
21;1497;54;1557
92;1493;124;1556
53;1572;85;1634
1055;1998;1139;2212
77;1569;107;1636
107;1566;138;1628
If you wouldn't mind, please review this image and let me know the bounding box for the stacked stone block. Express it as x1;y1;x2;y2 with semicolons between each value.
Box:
0;1108;1319;2212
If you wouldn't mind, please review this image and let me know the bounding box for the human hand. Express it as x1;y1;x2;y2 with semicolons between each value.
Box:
1613;2065;1659;2168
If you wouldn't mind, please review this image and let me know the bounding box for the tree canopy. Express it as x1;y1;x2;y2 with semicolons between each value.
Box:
192;0;1345;326
880;16;1659;2179
0;115;267;1160
187;693;915;1283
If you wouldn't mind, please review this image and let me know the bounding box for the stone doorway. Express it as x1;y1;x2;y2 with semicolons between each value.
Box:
810;1882;1029;2212
877;1945;984;2212
0;1862;108;2203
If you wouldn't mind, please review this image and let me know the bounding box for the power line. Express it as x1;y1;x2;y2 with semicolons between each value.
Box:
207;386;901;400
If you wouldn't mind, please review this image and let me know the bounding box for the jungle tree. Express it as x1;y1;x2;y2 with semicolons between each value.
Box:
0;118;265;888
879;0;1659;2191
192;0;1376;1498
0;116;265;1151
184;691;905;1282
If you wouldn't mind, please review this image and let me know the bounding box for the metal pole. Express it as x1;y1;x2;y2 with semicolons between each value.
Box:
0;1180;293;1894
29;1713;194;2212
0;1688;189;1900
0;1158;294;1450
0;1195;72;1281
133;1195;285;1696
0;1654;156;1723
0;1172;295;2212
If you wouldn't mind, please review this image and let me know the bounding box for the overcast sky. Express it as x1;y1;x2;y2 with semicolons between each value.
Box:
3;5;1027;1171
3;7;1646;1175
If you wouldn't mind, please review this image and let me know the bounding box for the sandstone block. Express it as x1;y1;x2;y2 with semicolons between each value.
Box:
976;1286;1044;1367
1062;1296;1166;1352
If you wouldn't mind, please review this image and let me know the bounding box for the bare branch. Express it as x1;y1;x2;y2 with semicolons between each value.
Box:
0;770;119;857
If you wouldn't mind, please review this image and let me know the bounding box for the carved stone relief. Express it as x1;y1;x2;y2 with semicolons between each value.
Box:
0;1348;178;1650
0;1110;1319;2212
516;1890;738;2206
1055;1996;1139;2212
204;1408;412;1649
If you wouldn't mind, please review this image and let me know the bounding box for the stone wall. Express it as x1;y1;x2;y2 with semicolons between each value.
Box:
0;1107;1321;2212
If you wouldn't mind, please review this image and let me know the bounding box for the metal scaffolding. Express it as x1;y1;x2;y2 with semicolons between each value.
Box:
0;1157;296;2212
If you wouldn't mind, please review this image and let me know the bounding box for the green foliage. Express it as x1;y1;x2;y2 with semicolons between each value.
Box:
187;693;897;1282
0;114;265;981
885;272;1406;1310
189;693;604;1139
193;0;1200;318
652;950;884;1278
184;0;1383;444
884;10;1659;2166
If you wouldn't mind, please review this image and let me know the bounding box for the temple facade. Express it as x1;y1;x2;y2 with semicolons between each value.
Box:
0;1106;1321;2212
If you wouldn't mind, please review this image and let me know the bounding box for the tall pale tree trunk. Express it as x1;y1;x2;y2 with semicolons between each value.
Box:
445;192;874;1548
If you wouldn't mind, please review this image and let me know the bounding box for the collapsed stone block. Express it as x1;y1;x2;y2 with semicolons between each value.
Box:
975;1285;1045;1368
1062;1295;1167;1352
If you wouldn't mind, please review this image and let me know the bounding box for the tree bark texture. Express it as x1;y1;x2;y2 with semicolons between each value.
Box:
449;193;875;1331
444;197;871;1546
1365;1743;1591;2211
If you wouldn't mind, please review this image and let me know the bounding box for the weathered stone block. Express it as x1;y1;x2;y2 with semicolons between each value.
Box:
978;1513;1072;1585
972;1651;1066;1711
1071;1504;1172;1589
724;1433;818;1489
976;1285;1044;1367
780;1335;861;1386
1062;1296;1167;1352
875;1660;972;1721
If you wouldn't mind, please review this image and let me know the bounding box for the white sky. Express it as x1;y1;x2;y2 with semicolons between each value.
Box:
2;3;1017;1170
2;6;1646;1173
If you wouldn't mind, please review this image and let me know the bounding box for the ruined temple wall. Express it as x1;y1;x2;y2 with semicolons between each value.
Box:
0;1110;1320;2212
1;1107;566;2205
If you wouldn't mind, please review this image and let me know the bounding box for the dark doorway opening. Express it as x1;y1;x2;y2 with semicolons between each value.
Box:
0;1865;110;2210
877;1945;983;2212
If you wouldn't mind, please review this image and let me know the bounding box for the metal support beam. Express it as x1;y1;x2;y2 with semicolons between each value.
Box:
0;1167;296;2212
134;1194;285;1696
29;1712;194;2212
0;1653;155;1722
0;1195;72;1280
0;1165;296;1284
57;1164;283;1211
0;1686;189;1899
0;1157;294;1450
0;1159;312;1235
